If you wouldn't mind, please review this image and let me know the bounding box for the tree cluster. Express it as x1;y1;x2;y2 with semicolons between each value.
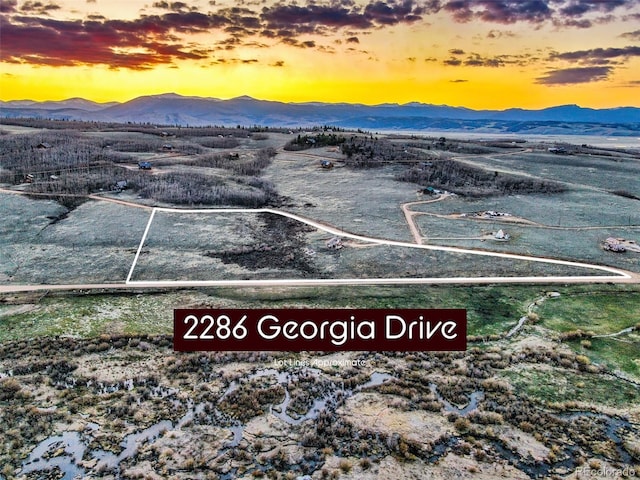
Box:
283;133;346;151
397;159;565;196
341;136;419;168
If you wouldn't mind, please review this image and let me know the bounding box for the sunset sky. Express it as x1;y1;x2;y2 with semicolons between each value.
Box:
1;0;639;109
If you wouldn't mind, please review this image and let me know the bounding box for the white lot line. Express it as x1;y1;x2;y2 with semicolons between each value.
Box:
126;208;157;283
124;206;633;287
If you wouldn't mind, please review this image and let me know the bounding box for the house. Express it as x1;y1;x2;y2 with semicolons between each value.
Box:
161;144;174;151
494;229;510;240
603;237;626;252
24;174;34;183
326;237;343;250
321;160;334;169
138;161;152;170
419;186;441;195
112;180;128;192
548;147;567;154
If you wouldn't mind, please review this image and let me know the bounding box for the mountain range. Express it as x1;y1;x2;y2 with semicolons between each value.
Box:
1;93;638;135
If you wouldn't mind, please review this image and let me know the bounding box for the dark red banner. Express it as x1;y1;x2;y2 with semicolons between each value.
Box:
173;309;466;351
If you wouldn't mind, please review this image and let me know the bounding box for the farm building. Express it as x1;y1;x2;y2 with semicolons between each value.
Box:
138;161;152;170
603;237;626;252
326;237;343;250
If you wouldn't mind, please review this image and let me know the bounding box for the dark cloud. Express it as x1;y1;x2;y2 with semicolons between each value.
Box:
550;45;640;64
260;0;434;35
0;0;17;13
555;17;592;27
444;0;635;26
450;78;468;82
535;66;612;84
445;0;553;24
346;36;359;43
487;29;516;38
560;0;627;17
20;1;60;14
620;29;640;40
271;60;285;66
442;50;535;68
0;13;214;69
464;53;503;67
152;2;194;12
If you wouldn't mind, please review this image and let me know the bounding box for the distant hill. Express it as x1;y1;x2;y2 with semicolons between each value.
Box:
1;93;638;135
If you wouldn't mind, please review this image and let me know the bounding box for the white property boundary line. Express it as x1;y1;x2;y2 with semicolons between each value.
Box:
125;207;632;286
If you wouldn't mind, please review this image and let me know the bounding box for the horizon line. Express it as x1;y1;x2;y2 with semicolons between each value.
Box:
1;92;639;111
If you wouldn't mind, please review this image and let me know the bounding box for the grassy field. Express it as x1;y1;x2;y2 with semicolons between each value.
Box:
0;285;528;341
501;367;640;407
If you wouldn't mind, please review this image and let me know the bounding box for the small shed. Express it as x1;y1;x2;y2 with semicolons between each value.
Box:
138;161;152;170
36;142;52;149
161;144;174;151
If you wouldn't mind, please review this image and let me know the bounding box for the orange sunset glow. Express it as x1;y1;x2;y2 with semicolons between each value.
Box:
1;0;639;109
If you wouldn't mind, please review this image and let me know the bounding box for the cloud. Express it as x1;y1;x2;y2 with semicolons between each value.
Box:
270;60;285;67
559;0;628;17
620;29;640;40
443;0;636;26
535;66;612;84
0;0;17;13
550;45;640;64
346;36;359;43
442;50;535;67
463;53;503;67
450;78;468;82
443;0;552;24
443;57;462;66
260;0;434;35
20;1;61;14
0;14;213;69
486;29;516;38
152;2;194;12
